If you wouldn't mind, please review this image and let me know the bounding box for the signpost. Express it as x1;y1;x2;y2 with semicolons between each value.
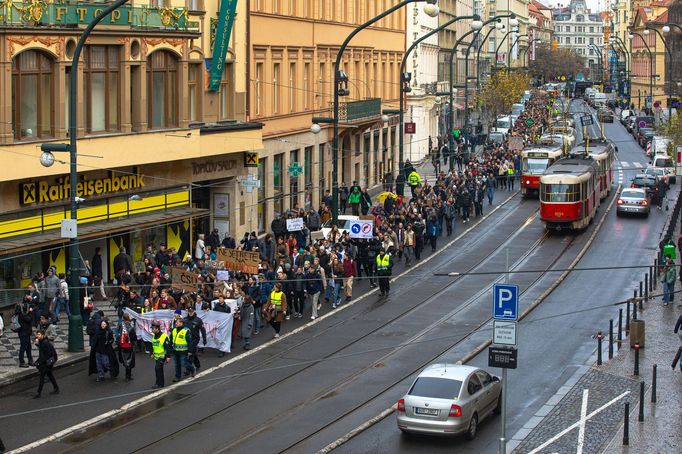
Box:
493;320;517;345
348;219;374;239
525;118;535;128
581;115;594;127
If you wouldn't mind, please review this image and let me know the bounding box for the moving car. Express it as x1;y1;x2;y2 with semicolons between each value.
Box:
616;188;650;217
597;109;614;123
642;166;669;186
396;364;501;439
620;109;635;125
625;117;637;133
630;173;660;200
320;215;359;240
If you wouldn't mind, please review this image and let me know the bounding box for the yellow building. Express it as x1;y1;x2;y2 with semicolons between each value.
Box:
0;0;263;304
248;0;406;227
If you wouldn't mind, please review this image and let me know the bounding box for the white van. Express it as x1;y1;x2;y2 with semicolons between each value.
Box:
493;116;514;135
651;154;676;184
650;136;671;156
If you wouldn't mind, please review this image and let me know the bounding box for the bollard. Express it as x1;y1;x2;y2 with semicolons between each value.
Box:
652;364;657;403
626;302;630;333
639;281;643;309
623;402;630;445
634;342;640;376
649;266;654;291
633;291;638;321
609;319;614;360
597;331;603;365
653;261;658;288
618;308;623;348
638;381;645;422
644;275;648;303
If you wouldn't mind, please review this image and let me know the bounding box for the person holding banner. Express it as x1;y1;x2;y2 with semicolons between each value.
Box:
266;282;287;338
150;322;171;389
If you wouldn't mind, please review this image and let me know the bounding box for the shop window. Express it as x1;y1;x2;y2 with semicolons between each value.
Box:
12;49;54;140
84;45;120;133
147;50;178;129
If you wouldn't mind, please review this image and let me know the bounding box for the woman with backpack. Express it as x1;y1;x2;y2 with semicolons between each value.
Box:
34;329;59;398
117;313;137;381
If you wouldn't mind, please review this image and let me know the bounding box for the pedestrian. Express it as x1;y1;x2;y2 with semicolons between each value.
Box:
240;296;255;350
674;313;682;343
403;225;415;266
426;215;439;252
89;319;119;382
486;172;496;205
672;345;682;371
348;184;362;215
33;329;59;398
116;313;137;381
184;307;207;370
375;248;392;297
339;182;349;214
342;253;357;302
44;268;60;312
14;296;34;368
266;282;287;338
407;169;422;198
150;322;171;389
171;315;195;381
443;199;456;236
53;273;70;322
305;260;323;320
662;257;676;306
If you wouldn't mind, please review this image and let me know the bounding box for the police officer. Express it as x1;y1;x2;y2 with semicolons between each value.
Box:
407;169;422;198
150;322;170;389
183;307;207;371
375;249;392;297
171;316;195;381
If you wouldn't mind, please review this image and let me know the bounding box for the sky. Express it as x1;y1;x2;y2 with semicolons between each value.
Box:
542;0;605;13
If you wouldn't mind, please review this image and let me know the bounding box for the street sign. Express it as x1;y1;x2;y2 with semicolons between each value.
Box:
493;283;519;320
349;219;374;239
676;145;682;164
405;122;416;134
240;174;261;193
488;346;518;369
638;120;646;128
244;152;259;168
581;115;594;126
493;320;517;346
525;118;535;127
288;162;304;177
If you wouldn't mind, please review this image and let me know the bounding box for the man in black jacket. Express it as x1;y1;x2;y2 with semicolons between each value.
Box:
15;298;34;367
113;247;133;281
271;215;287;241
155;243;169;268
184;307;207;371
34;330;59;398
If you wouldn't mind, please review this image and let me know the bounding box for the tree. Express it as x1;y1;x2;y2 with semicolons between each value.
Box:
663;115;682;156
529;44;587;82
476;70;530;128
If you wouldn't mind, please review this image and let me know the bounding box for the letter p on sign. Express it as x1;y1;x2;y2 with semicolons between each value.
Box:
493;283;519;321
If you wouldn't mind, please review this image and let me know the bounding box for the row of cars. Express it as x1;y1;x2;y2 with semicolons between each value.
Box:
619;111;671;156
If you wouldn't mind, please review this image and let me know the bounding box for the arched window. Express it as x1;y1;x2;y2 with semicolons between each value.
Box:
12;50;54;140
147;50;178;128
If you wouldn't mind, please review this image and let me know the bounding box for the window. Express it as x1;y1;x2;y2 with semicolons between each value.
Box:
355;0;361;22
589;26;594;33
188;63;200;122
187;0;202;10
257;157;266;232
467;375;483;395
273;0;280;14
318;143;326;201
303;0;310;17
318;62;326;109
290;149;299;208
565;26;570;33
84;46;120;133
303;62;311;110
147;50;178;128
12;50;54;140
589;48;594;55
273;153;284;216
589;37;594;45
566;36;571;44
576;14;584;22
150;0;164;7
304;146;313;188
219;65;232;120
408;377;463;399
273;62;280;114
255;62;263;115
289;62;296;112
289;0;295;15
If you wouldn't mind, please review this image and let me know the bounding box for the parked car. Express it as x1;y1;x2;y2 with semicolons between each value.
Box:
616;188;650;217
651;154;676;184
632;116;654;137
493;116;514;135
635;127;654;147
396;364;501;439
642;166;669;186
639;130;655;149
630;173;660;200
625;117;637;133
597;109;614;123
620;109;635;125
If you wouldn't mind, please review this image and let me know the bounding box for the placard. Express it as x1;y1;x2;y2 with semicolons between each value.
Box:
216;270;230;281
286;217;304;231
171;267;199;292
216;248;260;274
349;220;374;239
508;136;524;152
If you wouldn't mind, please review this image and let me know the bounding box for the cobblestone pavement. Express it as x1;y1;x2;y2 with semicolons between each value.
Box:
513;368;641;454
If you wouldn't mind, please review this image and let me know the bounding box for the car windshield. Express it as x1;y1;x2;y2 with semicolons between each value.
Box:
654;158;673;167
632;177;655;187
408;377;463;399
490;133;504;142
497;119;511;129
523;158;549;175
621;190;644;198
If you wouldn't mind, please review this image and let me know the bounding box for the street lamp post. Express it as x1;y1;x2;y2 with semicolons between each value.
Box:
519;38;543;68
508;33;528;68
398;12;478;195
647;26;673;122
495;27;518;68
476;21;505;90
588;44;603;83
629;31;654;112
614;35;631;103
38;0;130;352
312;0;438;223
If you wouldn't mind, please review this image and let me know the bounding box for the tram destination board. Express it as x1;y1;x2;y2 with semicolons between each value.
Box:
488;346;518;369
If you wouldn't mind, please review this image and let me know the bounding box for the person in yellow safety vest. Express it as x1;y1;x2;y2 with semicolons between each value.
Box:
407;170;422;198
170;315;195;382
375;249;393;297
267;282;288;338
506;164;515;192
150;321;171;389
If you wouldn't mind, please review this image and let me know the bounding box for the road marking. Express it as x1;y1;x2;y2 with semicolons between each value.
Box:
8;192;522;454
633;162;643;168
576;389;589;454
527;391;630;454
620;161;629;168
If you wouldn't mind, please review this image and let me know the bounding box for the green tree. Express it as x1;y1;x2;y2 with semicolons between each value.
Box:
476;70;530;128
663;115;682;156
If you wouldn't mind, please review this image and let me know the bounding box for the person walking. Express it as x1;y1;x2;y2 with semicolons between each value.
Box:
89;319;119;382
33;330;59;398
662;257;676;306
342;253;357;303
44;268;60;312
305;261;323;320
170;316;195;381
426;216;439;252
348;184;362;216
150;322;171;389
184;307;207;370
407;170;422;198
15;297;34;368
403;225;415;266
375;249;392;297
486;172;496;205
116;313;137;381
53;273;70;322
443;199;456;237
266;282;287;338
240;296;255;350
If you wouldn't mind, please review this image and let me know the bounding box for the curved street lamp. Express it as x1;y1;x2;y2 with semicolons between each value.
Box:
519;38;542;68
646;26;674;122
629;31;654;111
508;33;529;68
476;21;505;90
495;25;520;67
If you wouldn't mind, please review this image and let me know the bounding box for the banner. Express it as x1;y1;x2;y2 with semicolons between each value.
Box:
349;220;374;239
508;136;524;152
286;217;304;231
171;267;199;292
209;0;239;91
123;308;233;353
216;247;260;274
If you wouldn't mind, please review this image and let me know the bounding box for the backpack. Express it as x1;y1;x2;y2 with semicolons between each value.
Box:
10;315;21;332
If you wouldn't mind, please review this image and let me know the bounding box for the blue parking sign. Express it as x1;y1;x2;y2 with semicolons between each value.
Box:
493;284;519;320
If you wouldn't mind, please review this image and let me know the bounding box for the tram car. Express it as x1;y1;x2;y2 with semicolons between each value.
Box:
520;137;565;197
539;155;601;231
585;139;617;200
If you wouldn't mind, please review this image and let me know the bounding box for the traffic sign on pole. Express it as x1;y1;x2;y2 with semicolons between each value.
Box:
493;283;519;320
493;320;517;345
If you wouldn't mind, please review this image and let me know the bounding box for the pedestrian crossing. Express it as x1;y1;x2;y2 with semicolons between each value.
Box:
616;161;647;185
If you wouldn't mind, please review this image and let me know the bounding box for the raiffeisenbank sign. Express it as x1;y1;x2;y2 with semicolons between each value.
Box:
20;172;145;206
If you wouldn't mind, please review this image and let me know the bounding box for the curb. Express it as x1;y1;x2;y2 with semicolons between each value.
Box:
0;352;89;389
316;185;622;454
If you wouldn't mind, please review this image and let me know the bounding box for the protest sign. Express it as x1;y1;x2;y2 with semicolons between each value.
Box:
171;267;199;292
286;217;304;231
216;248;260;274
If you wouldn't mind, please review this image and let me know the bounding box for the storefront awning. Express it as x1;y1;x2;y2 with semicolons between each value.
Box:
0;207;208;256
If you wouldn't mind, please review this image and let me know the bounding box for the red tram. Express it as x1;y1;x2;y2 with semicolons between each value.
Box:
520;137;565;197
586;139;617;200
539;155;601;231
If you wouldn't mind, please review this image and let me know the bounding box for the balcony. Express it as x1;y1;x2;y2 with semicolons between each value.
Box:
338;98;381;122
0;1;200;32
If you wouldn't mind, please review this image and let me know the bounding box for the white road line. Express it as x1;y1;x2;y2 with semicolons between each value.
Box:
633;162;643;168
620;161;629;168
8;193;521;454
576;389;589;454
527;391;630;454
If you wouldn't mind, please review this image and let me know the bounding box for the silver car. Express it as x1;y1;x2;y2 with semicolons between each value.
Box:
396;364;502;439
616;188;650;217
